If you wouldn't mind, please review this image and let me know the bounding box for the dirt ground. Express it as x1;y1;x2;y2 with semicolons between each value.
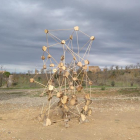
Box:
0;88;140;140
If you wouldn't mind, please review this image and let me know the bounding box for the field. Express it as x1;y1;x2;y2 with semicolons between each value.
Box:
0;88;140;140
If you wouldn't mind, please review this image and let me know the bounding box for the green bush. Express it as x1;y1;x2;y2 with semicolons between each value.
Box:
3;71;10;78
111;81;115;87
38;77;41;81
101;87;105;90
12;82;18;86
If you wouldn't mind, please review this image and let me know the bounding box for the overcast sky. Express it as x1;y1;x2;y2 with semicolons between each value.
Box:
0;0;140;73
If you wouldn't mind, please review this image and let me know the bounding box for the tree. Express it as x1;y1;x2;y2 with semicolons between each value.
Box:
3;71;10;78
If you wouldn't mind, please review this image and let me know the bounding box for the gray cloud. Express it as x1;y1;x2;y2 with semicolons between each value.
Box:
0;0;140;72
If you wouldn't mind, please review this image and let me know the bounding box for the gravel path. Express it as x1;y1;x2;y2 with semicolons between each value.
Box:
0;88;140;108
0;89;57;107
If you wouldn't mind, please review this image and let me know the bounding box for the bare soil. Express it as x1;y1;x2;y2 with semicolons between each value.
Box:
0;88;140;140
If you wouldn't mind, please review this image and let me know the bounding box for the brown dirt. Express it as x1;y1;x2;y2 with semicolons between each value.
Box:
0;89;140;140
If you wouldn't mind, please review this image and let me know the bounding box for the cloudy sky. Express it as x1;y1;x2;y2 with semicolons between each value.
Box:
0;0;140;73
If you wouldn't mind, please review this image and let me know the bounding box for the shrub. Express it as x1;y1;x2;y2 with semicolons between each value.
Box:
131;82;134;87
3;71;10;78
12;82;18;86
101;87;105;90
38;77;41;81
82;81;86;86
111;81;115;87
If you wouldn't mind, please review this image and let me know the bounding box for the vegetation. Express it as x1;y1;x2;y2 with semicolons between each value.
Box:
3;71;10;78
118;88;140;96
101;86;105;90
111;81;115;87
0;63;140;89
